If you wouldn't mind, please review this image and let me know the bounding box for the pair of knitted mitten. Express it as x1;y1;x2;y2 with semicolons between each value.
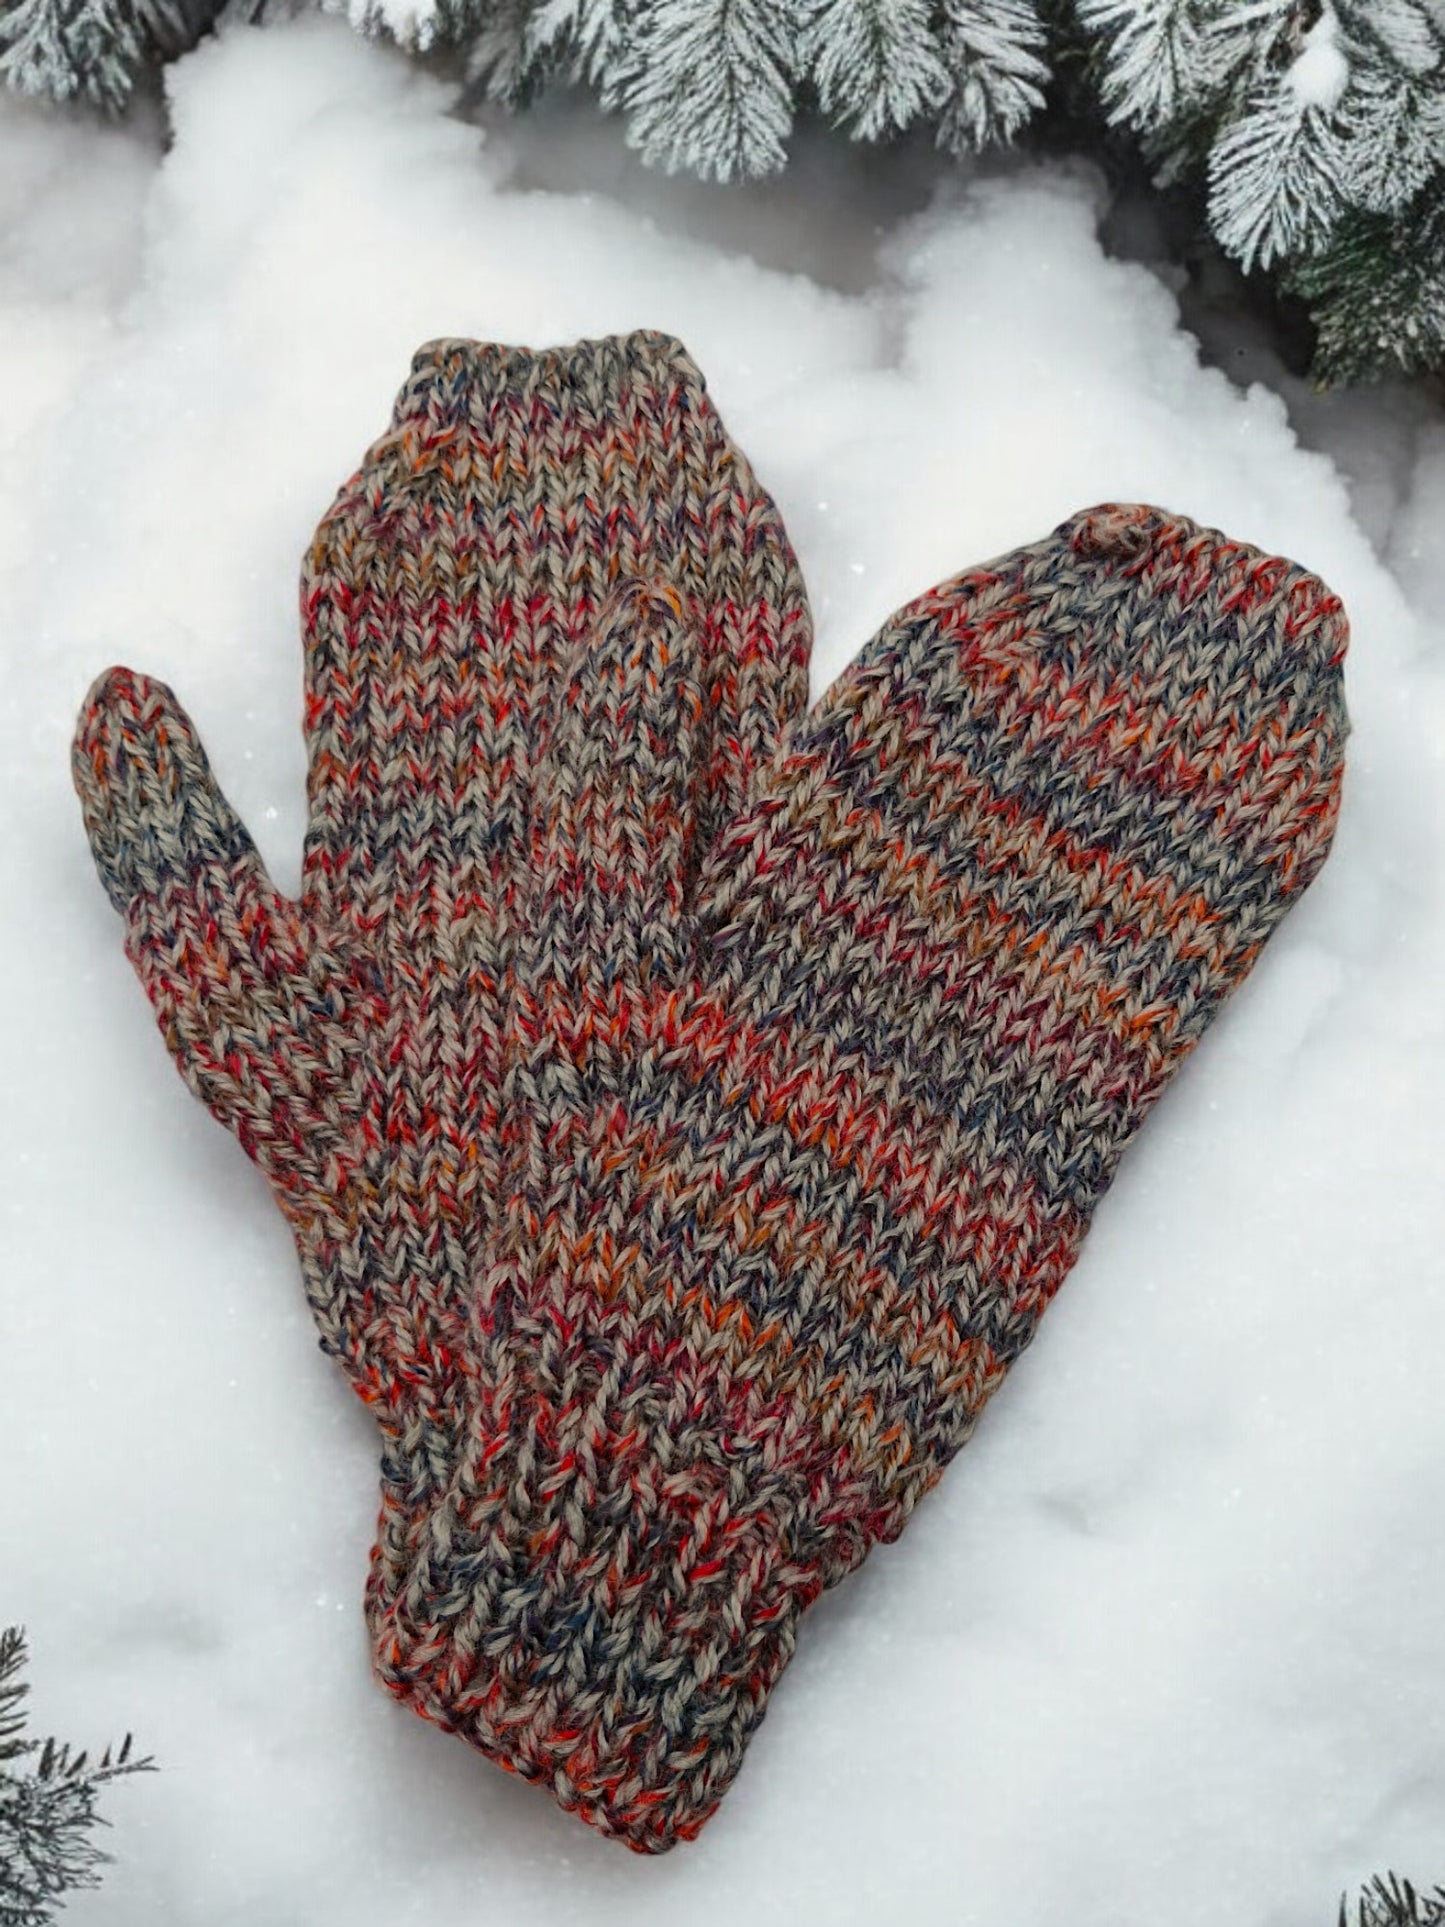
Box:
372;503;1349;1850
74;337;1349;1856
72;334;811;1632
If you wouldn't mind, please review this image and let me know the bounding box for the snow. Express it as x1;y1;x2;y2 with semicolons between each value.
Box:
2;15;1443;1922
340;0;446;57
1289;8;1351;112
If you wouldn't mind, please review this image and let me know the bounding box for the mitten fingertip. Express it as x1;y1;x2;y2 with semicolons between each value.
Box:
71;665;244;917
72;666;158;913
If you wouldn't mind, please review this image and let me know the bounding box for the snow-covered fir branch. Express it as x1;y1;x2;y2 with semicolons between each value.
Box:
1338;1872;1445;1927
0;0;1440;377
0;1628;154;1927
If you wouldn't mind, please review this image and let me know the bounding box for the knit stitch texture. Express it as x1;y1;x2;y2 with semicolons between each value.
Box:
376;502;1349;1852
72;331;812;1625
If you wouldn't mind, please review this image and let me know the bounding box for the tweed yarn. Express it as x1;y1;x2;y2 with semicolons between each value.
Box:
377;503;1349;1852
71;332;812;1614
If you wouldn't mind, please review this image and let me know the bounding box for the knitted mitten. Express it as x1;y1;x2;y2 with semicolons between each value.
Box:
377;503;1348;1851
72;333;811;1606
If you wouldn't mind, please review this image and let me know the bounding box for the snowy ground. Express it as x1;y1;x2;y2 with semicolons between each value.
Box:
3;18;1444;1924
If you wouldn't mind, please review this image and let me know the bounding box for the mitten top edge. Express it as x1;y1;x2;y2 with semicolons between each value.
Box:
394;330;705;419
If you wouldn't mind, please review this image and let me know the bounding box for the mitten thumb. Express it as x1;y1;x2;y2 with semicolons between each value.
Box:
73;668;352;1193
75;667;264;916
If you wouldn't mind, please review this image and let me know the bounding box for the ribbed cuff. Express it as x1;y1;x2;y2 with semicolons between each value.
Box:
368;1477;836;1851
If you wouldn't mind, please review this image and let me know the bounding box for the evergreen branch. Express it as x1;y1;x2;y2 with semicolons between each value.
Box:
0;1633;35;1771
805;0;953;142
0;0;1438;385
1207;71;1343;271
0;1629;154;1927
1339;1872;1445;1927
1286;184;1445;381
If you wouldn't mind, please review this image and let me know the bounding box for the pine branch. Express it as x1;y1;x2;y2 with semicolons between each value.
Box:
804;0;951;140
623;0;808;179
936;0;1050;150
1335;60;1445;212
1333;0;1445;213
465;0;533;96
0;1629;154;1927
0;1633;34;1773
1075;0;1218;132
1287;184;1445;380
0;0;1439;385
1207;69;1344;270
524;0;635;99
1338;1872;1445;1927
0;0;156;107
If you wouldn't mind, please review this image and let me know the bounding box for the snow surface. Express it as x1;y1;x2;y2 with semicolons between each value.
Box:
2;17;1444;1923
